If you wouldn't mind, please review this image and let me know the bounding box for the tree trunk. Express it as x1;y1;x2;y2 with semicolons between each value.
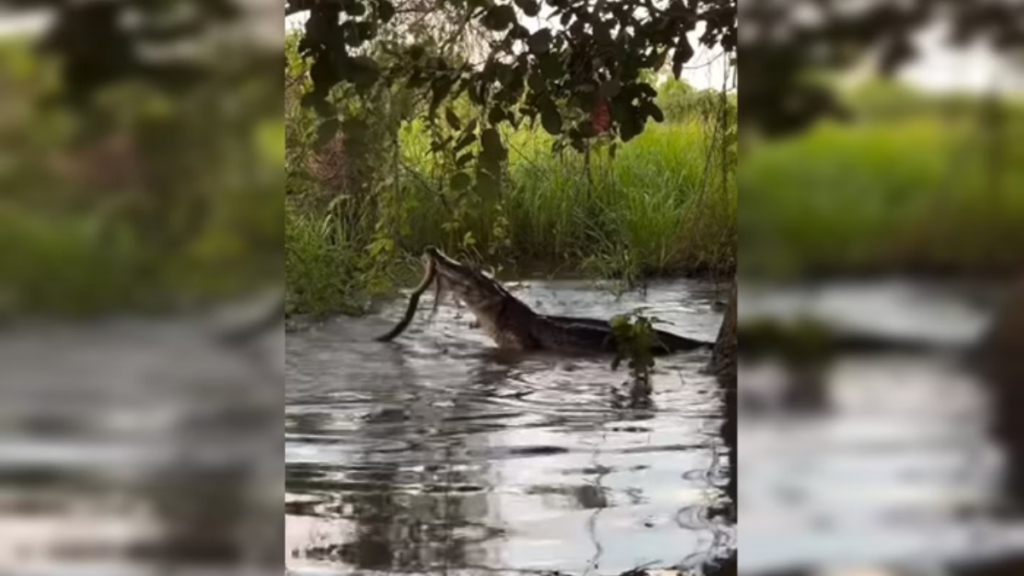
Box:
976;281;1024;513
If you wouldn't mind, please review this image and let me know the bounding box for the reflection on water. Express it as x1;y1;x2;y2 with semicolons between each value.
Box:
0;310;283;572
739;281;1024;576
285;279;735;575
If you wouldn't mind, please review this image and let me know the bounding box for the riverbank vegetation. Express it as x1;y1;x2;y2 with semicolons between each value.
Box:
285;31;738;317
0;37;282;317
742;79;1024;279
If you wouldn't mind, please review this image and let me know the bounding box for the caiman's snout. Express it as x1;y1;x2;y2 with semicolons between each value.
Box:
423;246;472;279
421;246;501;308
423;246;461;270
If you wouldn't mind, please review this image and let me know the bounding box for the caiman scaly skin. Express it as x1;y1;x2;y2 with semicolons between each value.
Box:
425;247;711;355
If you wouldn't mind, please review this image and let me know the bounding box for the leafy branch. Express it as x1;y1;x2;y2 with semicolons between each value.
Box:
288;0;737;195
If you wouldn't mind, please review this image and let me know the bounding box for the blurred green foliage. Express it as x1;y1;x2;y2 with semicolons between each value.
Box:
284;32;738;318
0;37;282;316
657;77;738;125
741;79;1024;278
289;0;736;182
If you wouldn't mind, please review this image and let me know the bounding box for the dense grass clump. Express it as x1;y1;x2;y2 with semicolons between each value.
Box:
741;96;1024;278
400;121;736;275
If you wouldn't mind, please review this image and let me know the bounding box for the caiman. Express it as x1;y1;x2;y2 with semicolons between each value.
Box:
378;246;713;356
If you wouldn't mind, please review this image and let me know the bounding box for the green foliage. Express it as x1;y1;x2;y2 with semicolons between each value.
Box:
609;311;657;401
26;0;241;103
655;78;736;125
285;117;737;313
741;85;1024;277
283;16;737;315
0;38;283;316
288;0;736;195
285;206;380;318
741;0;1024;136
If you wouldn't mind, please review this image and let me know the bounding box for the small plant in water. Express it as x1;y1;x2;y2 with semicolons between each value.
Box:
609;311;658;404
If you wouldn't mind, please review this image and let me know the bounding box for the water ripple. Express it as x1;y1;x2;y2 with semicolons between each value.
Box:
286;279;733;575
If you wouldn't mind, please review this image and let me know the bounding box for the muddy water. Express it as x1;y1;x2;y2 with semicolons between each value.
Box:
739;280;1024;575
285;279;735;575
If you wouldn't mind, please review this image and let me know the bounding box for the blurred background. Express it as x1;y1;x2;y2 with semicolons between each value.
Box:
739;2;1024;576
0;1;283;573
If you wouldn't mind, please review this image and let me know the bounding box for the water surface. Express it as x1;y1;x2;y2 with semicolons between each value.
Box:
285;279;735;575
0;311;283;573
739;280;1024;575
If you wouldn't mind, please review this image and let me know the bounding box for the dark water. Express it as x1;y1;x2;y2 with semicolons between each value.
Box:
0;305;284;572
12;280;1024;575
739;280;1024;575
285;279;735;575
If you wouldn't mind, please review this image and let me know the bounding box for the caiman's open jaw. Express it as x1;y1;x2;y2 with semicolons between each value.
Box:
423;246;509;310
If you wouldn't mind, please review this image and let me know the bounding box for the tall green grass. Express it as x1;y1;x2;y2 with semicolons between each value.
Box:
285;119;737;316
741;112;1024;277
402;121;735;272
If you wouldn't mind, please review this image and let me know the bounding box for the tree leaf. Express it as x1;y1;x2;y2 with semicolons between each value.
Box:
309;56;337;92
451;172;472;191
514;0;540;17
475;170;500;198
342;0;366;16
350;56;381;92
482;5;516;31
308;98;332;118
528;72;546;93
575;119;597;138
455;131;476;152
488;106;506;125
637;83;658;99
300;91;322;110
620;110;640;141
356;21;376;42
430;77;454;113
540;102;562;135
429;135;453;153
446;108;462;130
600;79;621;98
341;21;361;46
494;61;515;87
540;53;562;79
480;128;507;162
643;101;665;123
376;0;396;22
315;118;340;148
672;37;694;78
528;28;552;54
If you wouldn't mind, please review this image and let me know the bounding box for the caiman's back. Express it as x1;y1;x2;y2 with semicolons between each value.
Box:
424;246;710;354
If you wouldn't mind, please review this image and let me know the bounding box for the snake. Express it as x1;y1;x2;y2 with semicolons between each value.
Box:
375;255;437;342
